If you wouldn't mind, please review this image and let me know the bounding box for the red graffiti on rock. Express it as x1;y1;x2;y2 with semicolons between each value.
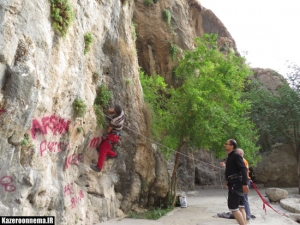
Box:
63;183;84;209
31;115;70;139
64;153;84;170
89;137;102;148
0;108;6;115
70;190;84;209
64;183;74;196
40;140;70;157
0;175;16;193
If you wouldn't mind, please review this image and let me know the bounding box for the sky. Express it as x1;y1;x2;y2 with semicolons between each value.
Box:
198;0;300;77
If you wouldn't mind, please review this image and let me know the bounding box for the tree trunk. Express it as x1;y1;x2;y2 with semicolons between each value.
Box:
170;141;185;206
298;145;300;194
283;133;299;193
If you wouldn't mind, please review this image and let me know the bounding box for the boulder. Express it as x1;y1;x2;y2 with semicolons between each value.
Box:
265;188;288;202
253;144;297;187
280;198;300;213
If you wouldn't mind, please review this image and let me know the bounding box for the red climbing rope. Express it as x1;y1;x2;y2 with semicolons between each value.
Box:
251;182;285;216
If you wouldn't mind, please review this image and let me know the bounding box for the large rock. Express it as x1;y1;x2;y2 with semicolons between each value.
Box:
265;188;288;202
281;198;300;213
253;144;297;187
251;68;285;91
177;147;195;191
194;150;224;187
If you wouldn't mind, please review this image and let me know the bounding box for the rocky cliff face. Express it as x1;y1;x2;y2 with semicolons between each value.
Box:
251;68;285;91
2;0;287;224
133;0;237;85
0;0;235;223
0;0;170;224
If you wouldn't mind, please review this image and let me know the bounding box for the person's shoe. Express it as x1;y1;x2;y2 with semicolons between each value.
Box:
90;165;101;172
250;215;256;219
106;155;118;159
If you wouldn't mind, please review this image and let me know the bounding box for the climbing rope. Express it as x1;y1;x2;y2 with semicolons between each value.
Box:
105;114;227;189
106;114;294;217
106;114;224;169
251;182;286;216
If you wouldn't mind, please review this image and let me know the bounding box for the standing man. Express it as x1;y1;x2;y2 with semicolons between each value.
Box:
236;148;255;221
224;139;249;225
90;104;125;172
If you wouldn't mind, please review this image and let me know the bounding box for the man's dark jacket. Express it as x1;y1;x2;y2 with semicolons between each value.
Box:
225;150;248;185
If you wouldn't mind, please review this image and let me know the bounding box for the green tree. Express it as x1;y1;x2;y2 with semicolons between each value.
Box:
139;70;169;140
242;79;278;152
141;34;260;205
244;65;300;193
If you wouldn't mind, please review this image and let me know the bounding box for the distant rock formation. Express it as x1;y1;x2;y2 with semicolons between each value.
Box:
249;69;297;187
251;68;285;91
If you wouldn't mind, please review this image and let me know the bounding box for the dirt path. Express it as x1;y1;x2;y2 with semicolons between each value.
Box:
98;187;298;225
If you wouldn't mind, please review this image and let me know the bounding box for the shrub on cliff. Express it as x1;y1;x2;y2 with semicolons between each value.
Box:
94;84;111;108
94;84;112;127
84;32;94;55
162;9;171;27
144;0;153;6
169;42;180;62
131;23;137;42
144;0;158;5
73;98;86;117
50;0;74;37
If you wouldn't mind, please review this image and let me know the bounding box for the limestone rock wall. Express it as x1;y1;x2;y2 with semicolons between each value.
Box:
0;0;169;224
